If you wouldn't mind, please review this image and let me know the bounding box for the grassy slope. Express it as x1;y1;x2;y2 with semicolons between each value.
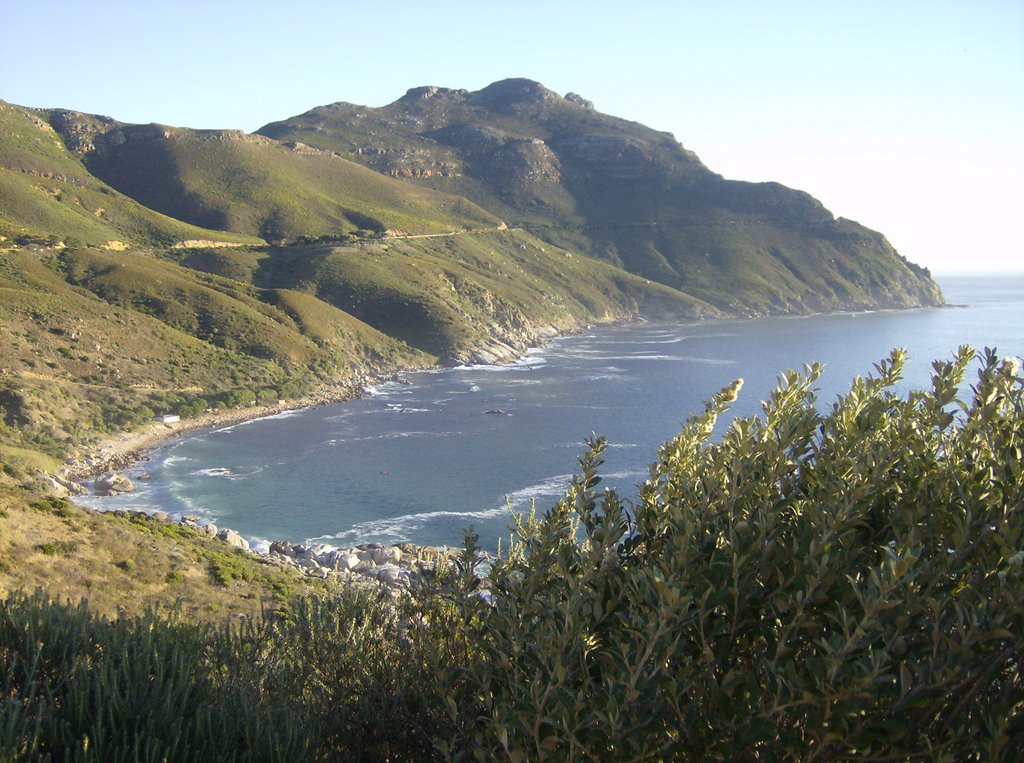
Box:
243;230;716;360
73;122;501;241
0;245;430;478
0;102;261;248
0;487;321;621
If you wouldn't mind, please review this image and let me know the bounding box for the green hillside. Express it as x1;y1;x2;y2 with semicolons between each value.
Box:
0;233;707;484
191;229;716;362
0;102;260;249
259;79;944;314
49;115;500;242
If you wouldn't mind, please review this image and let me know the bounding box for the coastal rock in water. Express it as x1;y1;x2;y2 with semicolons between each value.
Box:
94;473;135;496
217;528;250;552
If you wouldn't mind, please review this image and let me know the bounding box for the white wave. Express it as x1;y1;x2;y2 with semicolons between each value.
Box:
502;469;646;509
161;454;195;467
600;469;647;482
257;408;302;422
386;404;431;413
189;465;264;480
311;504;515;545
211;408;302;434
453;355;548;373
504;473;575;508
580;354;739;364
192;467;235;478
341;430;462;443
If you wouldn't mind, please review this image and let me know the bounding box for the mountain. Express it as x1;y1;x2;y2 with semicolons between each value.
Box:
0;82;944;483
259;78;942;315
1;96;714;481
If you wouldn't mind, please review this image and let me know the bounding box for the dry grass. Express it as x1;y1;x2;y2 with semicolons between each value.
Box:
0;486;320;621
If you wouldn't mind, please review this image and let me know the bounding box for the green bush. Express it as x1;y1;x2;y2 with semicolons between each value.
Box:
37;540;78;557
446;347;1023;760
0;592;309;761
0;588;460;761
219;587;464;760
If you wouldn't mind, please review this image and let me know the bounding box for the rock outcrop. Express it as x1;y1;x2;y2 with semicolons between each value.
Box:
93;473;135;496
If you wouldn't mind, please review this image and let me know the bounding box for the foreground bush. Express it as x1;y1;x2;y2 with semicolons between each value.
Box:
450;347;1023;760
0;593;309;761
0;587;459;762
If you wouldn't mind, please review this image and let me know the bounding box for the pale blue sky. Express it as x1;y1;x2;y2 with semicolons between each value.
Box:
2;0;1021;273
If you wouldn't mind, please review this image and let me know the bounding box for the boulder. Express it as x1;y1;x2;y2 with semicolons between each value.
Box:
318;549;340;568
337;554;361;572
299;556;323;572
308;543;332;558
217;528;250;552
51;475;87;496
94;473;135;496
374;564;402;586
269;540;296;557
353;558;374;573
372;548;403;565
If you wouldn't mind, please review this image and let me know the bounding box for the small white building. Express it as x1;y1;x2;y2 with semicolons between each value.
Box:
158;414;180;425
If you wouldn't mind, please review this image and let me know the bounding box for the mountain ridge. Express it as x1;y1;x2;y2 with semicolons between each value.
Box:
0;81;943;489
258;77;942;314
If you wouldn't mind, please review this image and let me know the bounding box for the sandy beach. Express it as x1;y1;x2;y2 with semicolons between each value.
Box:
59;380;374;483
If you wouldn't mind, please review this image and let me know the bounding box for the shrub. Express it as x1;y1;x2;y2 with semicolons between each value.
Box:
36;540;78;556
0;592;309;761
446;347;1024;760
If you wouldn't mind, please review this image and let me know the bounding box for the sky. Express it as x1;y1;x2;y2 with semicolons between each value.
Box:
2;0;1021;274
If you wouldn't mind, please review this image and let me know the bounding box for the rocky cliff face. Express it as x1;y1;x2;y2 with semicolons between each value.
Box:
258;78;943;314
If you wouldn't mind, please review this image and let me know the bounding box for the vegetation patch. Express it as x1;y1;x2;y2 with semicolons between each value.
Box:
36;539;78;556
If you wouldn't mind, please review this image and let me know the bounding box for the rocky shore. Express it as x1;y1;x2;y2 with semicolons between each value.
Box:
104;507;486;595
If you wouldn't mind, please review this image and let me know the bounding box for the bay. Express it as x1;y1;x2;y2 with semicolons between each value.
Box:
79;274;1024;551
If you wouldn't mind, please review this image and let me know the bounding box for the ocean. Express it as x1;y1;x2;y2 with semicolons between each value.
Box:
77;274;1024;551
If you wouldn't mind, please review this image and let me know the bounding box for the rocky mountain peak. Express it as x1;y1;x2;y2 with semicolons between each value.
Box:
397;86;469;104
468;78;562;111
564;92;594;109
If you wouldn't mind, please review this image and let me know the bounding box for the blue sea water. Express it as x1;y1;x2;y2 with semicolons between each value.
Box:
78;274;1024;551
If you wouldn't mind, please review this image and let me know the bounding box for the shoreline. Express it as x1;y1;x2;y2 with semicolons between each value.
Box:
56;298;948;490
56;318;594;488
58;378;385;484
